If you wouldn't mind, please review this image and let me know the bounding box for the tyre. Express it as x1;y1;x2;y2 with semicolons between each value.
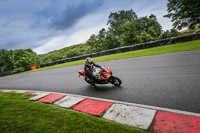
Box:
85;77;95;86
110;76;122;86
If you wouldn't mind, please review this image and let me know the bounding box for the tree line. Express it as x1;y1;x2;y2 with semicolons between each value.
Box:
1;0;200;72
0;49;40;72
39;10;181;64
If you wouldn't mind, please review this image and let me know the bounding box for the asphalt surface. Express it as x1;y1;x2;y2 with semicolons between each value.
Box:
0;50;200;113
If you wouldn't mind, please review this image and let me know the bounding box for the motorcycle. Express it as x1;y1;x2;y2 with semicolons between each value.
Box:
78;66;122;86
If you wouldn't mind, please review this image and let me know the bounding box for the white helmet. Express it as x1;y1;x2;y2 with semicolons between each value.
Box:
85;57;93;66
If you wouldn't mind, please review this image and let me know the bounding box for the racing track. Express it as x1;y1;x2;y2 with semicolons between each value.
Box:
0;50;200;113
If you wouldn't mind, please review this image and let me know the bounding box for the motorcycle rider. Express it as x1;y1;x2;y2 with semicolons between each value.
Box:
84;57;102;84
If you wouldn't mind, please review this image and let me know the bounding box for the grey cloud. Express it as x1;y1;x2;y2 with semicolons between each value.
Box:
0;0;104;52
49;0;103;30
0;27;53;51
0;39;25;50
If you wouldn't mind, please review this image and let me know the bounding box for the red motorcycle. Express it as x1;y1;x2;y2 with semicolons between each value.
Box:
78;66;122;86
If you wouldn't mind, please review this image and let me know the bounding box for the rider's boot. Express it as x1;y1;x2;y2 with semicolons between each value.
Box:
90;78;95;86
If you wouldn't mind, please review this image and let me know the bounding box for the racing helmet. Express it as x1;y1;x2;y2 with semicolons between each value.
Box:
85;57;93;66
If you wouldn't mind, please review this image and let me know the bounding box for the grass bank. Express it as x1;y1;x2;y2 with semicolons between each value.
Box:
0;92;144;133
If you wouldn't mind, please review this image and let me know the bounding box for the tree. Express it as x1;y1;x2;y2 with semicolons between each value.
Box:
96;28;106;51
0;49;14;72
170;28;181;37
164;0;200;30
149;14;157;21
120;20;156;46
160;28;181;39
106;9;138;48
120;20;142;46
140;31;154;43
107;9;138;29
66;49;79;58
135;16;162;39
104;30;121;49
0;49;41;72
13;49;39;70
160;30;171;39
85;34;98;53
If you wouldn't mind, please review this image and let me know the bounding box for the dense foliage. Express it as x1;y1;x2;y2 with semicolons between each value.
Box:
164;0;200;30
0;49;40;72
0;7;193;72
0;49;14;72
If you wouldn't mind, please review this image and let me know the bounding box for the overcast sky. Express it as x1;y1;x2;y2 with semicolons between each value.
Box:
0;0;173;54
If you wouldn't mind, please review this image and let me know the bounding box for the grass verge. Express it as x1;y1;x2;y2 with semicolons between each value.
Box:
4;40;200;75
0;92;144;133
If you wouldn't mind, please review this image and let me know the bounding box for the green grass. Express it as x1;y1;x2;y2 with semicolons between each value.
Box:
0;92;144;133
4;40;200;75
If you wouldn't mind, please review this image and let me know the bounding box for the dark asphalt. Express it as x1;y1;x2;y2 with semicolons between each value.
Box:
0;50;200;113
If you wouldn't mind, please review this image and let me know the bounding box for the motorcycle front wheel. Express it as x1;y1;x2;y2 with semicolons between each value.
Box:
110;76;122;86
85;77;95;86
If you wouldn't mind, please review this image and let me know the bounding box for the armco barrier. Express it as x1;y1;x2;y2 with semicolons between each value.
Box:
37;33;200;67
56;59;66;64
24;67;31;71
0;71;11;77
0;33;200;77
81;54;92;59
91;52;99;58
